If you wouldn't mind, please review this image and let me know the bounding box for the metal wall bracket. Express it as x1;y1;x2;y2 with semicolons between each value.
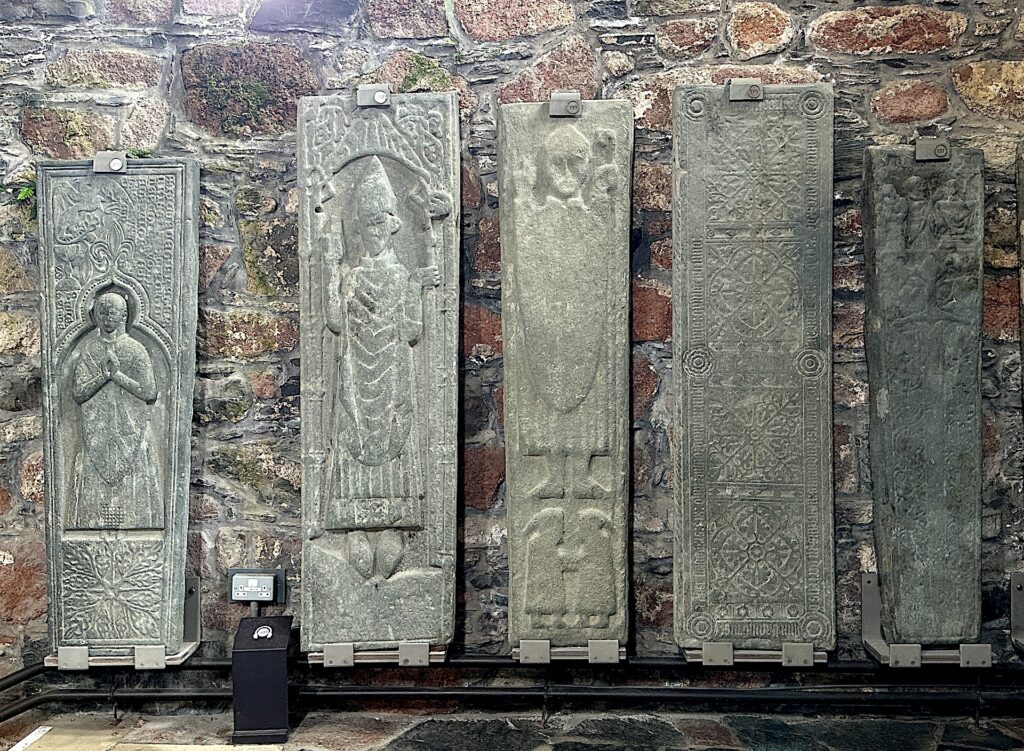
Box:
700;642;734;666
92;151;127;173
323;643;354;667
728;78;764;102
587;639;621;664
1010;573;1024;651
781;642;814;667
861;573;992;667
517;639;551;664
398;642;430;667
915;137;950;162
356;84;391;108
308;644;448;666
47;576;202;670
549;90;582;118
134;645;167;670
684;642;825;666
56;646;89;671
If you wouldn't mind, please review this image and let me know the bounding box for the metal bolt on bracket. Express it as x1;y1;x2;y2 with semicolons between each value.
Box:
728;78;764;102
549;90;583;118
357;84;392;108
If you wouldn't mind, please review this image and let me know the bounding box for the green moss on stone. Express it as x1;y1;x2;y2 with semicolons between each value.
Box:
399;52;453;91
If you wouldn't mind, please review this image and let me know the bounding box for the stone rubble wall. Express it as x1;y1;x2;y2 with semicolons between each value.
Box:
0;0;1022;676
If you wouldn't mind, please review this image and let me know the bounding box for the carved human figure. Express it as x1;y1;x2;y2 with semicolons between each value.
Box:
524;508;568;627
516;127;621;507
575;509;616;627
68;291;161;529
321;156;439;565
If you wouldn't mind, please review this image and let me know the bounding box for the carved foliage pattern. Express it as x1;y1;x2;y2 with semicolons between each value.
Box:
60;540;165;643
674;86;835;649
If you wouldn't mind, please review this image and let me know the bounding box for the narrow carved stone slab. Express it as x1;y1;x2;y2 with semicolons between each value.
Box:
499;100;632;647
864;145;983;644
673;84;836;650
298;92;459;651
38;159;199;656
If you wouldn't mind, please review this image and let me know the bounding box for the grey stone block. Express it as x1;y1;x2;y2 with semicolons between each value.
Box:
672;84;836;650
498;99;633;647
298;91;460;651
38;158;200;656
864;144;984;645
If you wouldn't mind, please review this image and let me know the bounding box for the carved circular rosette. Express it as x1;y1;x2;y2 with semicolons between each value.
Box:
798;612;831;641
800;90;828;119
795;348;826;378
687;613;716;641
683;91;709;120
683;348;714;378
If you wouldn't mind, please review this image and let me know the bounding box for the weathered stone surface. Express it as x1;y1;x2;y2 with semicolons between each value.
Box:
727;2;793;60
633;278;671;342
197;245;231;292
240;217;298;296
368;0;446;38
871;81;948;124
299;91;460;650
633;159;671;212
462;303;502;360
499;99;632;646
630;0;715;15
198;309;298;361
0;312;40;356
953;61;1024;123
983;276;1020;343
37;158;199;655
655;19;717;59
496;36;598;105
809;6;967;55
182;0;242;14
0;248;35;294
121;98;170;150
181;42;318;136
106;0;173;23
864;145;983;644
0;540;47;625
463;445;504;511
673;84;836;649
250;0;358;31
0;0;95;21
623;65;822;131
45;49;163;88
20;107;115;159
368;51;478;121
455;0;574;42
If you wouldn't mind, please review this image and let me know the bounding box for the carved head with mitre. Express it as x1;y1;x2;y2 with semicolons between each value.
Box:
356;156;402;257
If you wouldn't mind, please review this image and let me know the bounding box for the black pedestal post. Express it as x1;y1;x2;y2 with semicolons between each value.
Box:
231;615;292;744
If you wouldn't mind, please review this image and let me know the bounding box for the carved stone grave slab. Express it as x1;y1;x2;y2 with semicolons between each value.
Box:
673;84;836;650
499;99;633;647
38;159;199;656
864;145;983;644
298;92;459;651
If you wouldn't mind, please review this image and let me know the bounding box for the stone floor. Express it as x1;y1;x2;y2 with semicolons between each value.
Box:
2;711;1024;751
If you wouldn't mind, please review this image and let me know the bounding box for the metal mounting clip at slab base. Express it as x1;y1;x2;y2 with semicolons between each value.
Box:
861;573;992;667
308;643;448;667
48;577;202;670
511;640;627;664
683;641;826;666
1010;573;1024;652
